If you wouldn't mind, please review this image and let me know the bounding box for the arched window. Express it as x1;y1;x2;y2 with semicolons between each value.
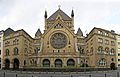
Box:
67;59;75;67
105;47;109;54
14;47;19;55
78;47;84;54
24;48;27;53
90;47;93;53
98;58;106;66
110;48;115;55
43;59;50;67
98;46;103;53
55;59;62;67
5;49;9;56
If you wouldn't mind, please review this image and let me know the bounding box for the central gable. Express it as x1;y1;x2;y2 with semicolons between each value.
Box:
47;9;71;21
42;19;75;38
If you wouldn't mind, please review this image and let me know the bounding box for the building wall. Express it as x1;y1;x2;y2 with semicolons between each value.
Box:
0;31;4;69
116;35;120;67
86;28;117;68
1;8;119;70
3;30;34;69
28;19;80;68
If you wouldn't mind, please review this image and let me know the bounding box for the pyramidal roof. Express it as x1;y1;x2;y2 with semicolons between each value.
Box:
47;8;71;21
35;29;42;36
4;28;14;36
76;28;83;36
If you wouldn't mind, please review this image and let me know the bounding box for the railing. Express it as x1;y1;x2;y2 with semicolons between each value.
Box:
0;69;120;77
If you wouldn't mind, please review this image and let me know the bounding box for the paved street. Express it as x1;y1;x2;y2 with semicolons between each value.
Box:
0;70;119;77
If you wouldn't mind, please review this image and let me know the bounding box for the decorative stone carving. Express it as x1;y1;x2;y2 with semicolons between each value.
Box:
50;33;67;49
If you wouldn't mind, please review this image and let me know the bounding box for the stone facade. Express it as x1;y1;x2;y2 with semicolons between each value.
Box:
3;29;34;69
85;28;116;69
116;35;120;67
27;8;85;69
0;30;4;69
2;8;117;70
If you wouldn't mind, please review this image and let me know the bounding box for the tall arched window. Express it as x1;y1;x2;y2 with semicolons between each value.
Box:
98;58;106;66
98;46;103;53
5;49;9;56
14;47;19;55
90;47;93;53
110;48;115;55
105;47;109;54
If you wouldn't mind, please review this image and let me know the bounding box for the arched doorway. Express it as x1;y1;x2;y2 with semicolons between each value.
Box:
67;59;75;67
43;59;50;67
4;59;10;69
55;59;62;67
13;58;19;69
110;63;115;70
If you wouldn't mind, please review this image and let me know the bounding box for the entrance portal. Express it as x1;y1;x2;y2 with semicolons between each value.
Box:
13;58;19;69
4;59;10;69
110;63;115;70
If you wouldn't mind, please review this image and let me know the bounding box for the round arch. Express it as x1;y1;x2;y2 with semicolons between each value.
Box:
14;47;19;55
43;59;50;67
67;59;75;67
110;62;115;70
4;59;10;69
13;58;19;69
55;59;62;67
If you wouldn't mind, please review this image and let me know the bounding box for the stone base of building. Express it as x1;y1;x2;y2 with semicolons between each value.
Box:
2;67;116;72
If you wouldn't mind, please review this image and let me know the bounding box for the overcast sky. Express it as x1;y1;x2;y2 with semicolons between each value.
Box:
0;0;120;37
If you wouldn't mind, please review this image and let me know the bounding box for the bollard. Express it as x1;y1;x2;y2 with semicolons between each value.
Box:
32;75;33;77
71;75;73;77
61;71;63;74
3;72;5;77
105;74;106;77
117;72;119;77
51;76;53;77
89;74;91;77
16;74;17;77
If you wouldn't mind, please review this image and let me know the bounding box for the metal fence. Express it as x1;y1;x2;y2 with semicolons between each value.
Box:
0;70;120;77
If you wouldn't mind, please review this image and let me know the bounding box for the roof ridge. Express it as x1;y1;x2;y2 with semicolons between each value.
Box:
47;9;71;21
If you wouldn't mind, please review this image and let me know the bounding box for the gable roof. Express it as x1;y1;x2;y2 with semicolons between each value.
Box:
42;19;75;38
47;9;71;21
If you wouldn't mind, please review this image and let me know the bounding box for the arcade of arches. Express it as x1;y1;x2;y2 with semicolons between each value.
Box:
42;59;76;67
4;58;19;69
